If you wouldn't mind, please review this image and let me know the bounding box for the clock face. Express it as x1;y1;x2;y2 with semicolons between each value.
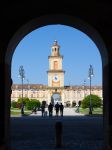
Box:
53;75;59;82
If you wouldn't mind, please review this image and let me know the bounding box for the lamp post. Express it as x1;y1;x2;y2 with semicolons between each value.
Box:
75;88;80;113
27;79;29;98
88;65;94;115
19;65;25;116
83;80;86;98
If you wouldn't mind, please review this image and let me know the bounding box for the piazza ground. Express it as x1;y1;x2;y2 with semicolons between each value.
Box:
11;108;103;150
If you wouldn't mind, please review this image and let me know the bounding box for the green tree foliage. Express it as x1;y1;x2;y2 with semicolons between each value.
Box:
17;97;30;105
17;97;30;109
81;94;102;108
17;98;41;110
26;99;41;110
11;101;17;108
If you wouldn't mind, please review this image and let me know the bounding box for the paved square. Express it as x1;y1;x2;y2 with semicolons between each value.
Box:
11;108;103;150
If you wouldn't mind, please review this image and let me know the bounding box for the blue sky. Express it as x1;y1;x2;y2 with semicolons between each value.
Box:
11;25;102;86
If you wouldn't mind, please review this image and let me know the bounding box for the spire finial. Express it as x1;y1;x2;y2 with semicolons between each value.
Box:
54;40;58;45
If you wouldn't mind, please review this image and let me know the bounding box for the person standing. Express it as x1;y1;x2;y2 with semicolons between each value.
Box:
55;102;60;117
48;102;53;117
32;106;37;114
41;104;45;117
59;103;64;117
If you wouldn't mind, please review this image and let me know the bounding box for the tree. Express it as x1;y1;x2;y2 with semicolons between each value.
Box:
11;101;17;108
26;99;41;110
17;97;30;109
81;94;102;108
17;97;30;105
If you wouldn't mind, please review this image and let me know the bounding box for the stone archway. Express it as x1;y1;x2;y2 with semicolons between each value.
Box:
52;93;61;106
72;101;76;107
2;14;110;149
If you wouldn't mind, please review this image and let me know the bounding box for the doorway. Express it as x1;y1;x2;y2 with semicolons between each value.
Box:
51;93;61;106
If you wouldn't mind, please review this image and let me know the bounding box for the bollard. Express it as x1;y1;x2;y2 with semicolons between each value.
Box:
55;121;63;148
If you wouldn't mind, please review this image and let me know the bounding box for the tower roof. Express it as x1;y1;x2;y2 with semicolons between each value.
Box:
51;40;60;56
53;40;60;47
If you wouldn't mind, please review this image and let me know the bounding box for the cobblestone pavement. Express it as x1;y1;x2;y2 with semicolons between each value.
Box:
11;108;103;150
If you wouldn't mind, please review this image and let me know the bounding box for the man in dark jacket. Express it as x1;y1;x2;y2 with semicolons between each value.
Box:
55;102;60;117
48;102;53;117
41;104;45;117
59;103;64;116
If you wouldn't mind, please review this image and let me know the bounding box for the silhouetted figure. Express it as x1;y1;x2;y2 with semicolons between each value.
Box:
21;103;24;115
32;106;37;114
59;103;64;116
48;103;53;117
41;104;45;117
55;102;60;117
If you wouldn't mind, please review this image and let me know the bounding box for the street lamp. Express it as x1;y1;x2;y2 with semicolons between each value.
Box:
83;79;86;98
19;65;25;116
75;87;80;113
88;65;94;115
26;79;29;98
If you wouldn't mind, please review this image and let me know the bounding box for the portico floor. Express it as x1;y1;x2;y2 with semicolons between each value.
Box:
11;108;103;150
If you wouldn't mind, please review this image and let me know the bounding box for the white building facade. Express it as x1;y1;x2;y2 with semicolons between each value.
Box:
11;41;102;106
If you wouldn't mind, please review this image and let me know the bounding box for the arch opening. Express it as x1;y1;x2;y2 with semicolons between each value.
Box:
51;93;61;106
4;14;109;150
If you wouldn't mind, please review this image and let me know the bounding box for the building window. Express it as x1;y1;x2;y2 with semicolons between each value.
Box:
54;61;58;69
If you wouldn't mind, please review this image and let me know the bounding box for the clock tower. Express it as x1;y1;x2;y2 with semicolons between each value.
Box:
47;40;65;88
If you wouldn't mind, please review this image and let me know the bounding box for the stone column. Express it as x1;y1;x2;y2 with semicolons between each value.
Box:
0;62;11;150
